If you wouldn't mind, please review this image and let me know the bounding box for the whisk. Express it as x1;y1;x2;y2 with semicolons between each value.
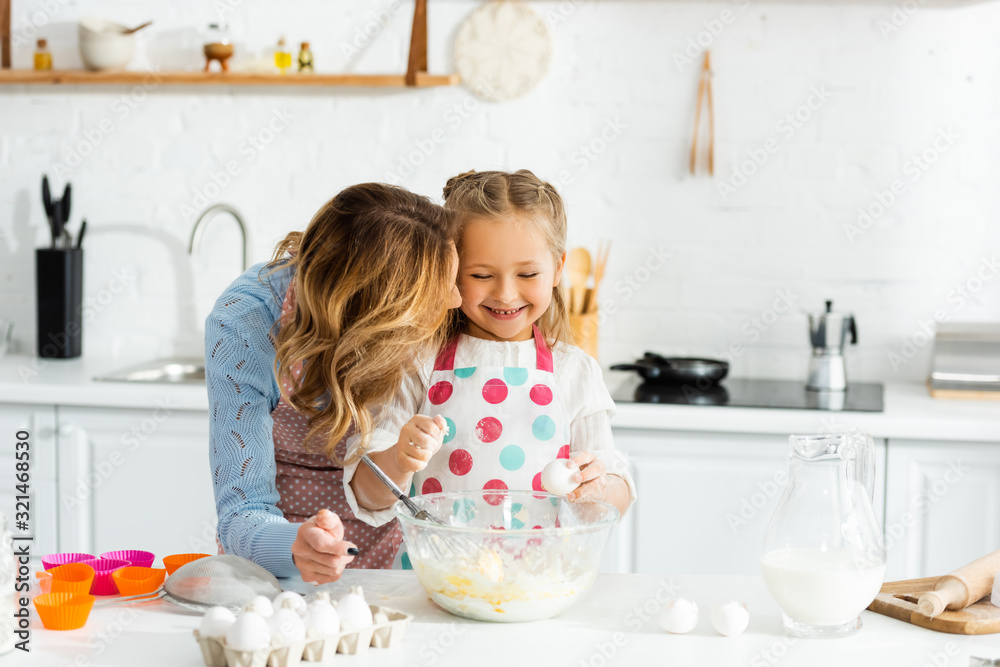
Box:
360;455;483;561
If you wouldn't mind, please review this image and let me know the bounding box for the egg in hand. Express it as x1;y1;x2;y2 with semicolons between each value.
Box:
540;459;580;496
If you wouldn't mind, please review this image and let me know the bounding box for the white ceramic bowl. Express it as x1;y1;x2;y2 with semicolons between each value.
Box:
78;17;135;71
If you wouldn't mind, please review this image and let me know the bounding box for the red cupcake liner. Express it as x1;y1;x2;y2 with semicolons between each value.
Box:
80;558;130;596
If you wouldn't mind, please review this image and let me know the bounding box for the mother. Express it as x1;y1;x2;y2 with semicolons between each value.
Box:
205;183;459;583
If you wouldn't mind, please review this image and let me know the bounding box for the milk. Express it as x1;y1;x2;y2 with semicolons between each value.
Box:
761;547;886;627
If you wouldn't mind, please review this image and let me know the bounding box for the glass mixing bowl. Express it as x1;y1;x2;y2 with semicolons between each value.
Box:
395;490;619;622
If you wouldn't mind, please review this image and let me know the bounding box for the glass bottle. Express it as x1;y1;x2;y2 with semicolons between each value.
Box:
34;39;52;71
297;41;313;73
760;432;886;637
274;37;292;73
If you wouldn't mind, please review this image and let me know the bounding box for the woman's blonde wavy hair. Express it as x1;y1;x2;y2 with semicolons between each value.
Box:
266;183;458;463
441;169;571;347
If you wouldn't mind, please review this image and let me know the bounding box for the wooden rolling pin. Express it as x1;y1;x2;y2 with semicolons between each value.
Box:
917;549;1000;618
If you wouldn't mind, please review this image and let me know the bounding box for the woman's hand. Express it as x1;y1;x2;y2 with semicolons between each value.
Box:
393;414;447;473
291;509;356;584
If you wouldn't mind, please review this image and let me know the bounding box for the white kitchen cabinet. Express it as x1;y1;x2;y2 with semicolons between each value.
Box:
57;405;218;560
615;428;888;576
884;439;1000;580
0;404;59;557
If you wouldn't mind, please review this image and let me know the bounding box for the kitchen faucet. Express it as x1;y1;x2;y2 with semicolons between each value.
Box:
188;203;251;272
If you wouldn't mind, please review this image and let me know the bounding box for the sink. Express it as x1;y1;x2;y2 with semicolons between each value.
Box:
95;358;206;384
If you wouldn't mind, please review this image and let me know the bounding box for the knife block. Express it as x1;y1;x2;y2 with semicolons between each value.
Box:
35;248;83;359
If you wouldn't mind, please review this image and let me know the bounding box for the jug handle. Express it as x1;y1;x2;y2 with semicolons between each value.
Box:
850;431;876;501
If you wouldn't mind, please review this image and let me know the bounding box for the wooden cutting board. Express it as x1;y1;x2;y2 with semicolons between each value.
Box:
868;578;1000;634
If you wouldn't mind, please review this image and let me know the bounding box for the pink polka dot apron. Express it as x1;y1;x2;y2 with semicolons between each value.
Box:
403;325;571;566
270;282;403;569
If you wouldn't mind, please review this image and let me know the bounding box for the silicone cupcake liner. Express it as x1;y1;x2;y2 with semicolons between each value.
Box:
100;550;155;569
80;558;130;596
33;592;95;630
194;605;413;667
35;571;52;594
41;552;94;570
48;563;95;596
164;553;211;575
112;567;166;597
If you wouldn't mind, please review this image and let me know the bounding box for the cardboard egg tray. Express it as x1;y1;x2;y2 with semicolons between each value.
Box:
194;605;411;667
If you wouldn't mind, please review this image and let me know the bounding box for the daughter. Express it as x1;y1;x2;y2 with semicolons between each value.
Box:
346;169;635;529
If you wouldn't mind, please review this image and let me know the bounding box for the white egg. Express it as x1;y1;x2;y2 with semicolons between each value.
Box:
269;607;306;643
710;601;749;637
373;610;389;625
337;586;373;631
659;598;699;634
245;595;274;618
199;606;236;639
305;600;340;637
540;459;580;496
272;591;307;615
225;611;271;651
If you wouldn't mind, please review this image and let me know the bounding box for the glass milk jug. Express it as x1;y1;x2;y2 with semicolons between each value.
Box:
761;433;886;637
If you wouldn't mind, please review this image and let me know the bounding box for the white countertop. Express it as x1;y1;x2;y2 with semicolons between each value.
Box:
0;354;209;411
0;353;997;442
611;381;1000;443
24;570;1000;666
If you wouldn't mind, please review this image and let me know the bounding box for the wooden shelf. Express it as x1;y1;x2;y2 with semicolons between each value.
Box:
0;0;452;90
0;69;459;88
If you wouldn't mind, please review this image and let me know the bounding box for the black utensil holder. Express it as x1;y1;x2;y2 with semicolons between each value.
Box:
36;248;83;359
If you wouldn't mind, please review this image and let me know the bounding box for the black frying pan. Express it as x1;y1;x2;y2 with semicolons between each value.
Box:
611;352;729;385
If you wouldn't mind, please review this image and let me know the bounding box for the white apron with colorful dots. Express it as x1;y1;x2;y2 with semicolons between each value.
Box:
413;324;572;502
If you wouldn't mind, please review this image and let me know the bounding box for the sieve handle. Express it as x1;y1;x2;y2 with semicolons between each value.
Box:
92;589;166;608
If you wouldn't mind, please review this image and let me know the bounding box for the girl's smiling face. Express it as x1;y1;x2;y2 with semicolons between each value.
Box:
458;217;564;342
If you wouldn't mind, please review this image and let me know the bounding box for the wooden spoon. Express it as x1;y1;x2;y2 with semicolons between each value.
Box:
122;21;153;35
586;240;611;313
568;247;591;315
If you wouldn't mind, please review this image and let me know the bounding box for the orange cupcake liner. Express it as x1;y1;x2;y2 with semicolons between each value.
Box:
48;563;95;596
163;552;210;576
112;566;166;597
33;592;95;630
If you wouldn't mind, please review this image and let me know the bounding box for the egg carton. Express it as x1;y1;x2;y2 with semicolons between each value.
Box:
194;605;412;667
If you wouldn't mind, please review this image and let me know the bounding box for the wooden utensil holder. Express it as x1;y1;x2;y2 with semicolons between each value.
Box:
570;311;598;360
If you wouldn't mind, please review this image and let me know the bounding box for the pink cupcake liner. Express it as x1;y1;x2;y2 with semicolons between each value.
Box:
80;558;130;596
41;552;94;571
100;550;155;569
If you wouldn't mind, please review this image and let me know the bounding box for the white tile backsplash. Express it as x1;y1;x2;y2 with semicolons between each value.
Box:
2;1;999;384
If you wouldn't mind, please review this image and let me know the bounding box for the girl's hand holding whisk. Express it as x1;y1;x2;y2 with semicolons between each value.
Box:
394;414;448;473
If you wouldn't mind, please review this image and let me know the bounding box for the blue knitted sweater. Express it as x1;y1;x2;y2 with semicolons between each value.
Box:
205;261;299;577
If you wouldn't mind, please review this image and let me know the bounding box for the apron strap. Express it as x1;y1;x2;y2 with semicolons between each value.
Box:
533;325;553;372
434;325;553;372
434;336;460;371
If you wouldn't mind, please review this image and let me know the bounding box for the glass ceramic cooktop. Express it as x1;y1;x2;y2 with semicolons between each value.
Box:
611;377;884;412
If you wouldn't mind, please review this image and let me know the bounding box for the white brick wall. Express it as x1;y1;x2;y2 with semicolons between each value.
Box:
1;0;999;385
